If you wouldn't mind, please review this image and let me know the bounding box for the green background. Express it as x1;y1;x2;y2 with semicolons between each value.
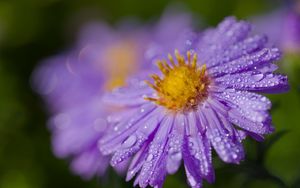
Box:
0;0;299;187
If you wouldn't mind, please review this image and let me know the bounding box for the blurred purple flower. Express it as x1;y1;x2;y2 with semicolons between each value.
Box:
32;23;146;179
282;9;300;53
31;10;193;179
100;17;289;188
252;3;300;54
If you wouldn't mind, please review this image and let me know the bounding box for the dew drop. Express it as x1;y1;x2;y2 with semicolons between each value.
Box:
253;73;264;82
186;40;192;46
195;152;202;160
232;153;238;159
256;115;264;122
122;135;137;148
170;152;182;161
214;136;221;142
146;154;154;161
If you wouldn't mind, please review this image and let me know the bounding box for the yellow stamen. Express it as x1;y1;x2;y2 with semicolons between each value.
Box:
168;53;176;67
145;50;210;112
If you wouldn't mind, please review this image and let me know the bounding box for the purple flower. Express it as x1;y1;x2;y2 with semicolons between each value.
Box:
32;22;146;179
252;3;300;54
100;17;289;188
31;11;193;179
281;10;300;53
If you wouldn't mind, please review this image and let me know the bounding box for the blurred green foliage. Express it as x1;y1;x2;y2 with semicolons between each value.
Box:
0;0;299;188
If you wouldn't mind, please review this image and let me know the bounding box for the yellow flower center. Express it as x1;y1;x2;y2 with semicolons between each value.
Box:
145;50;210;112
102;40;139;91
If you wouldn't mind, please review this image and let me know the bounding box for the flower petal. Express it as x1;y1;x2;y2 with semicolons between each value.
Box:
208;48;280;77
199;17;251;49
100;104;156;155
135;116;174;187
103;81;152;106
126;143;150;181
182;112;215;183
204;34;267;68
200;107;245;163
71;147;109;179
110;111;162;166
166;114;185;174
50;100;107;157
184;165;202;188
215;71;289;93
214;89;272;111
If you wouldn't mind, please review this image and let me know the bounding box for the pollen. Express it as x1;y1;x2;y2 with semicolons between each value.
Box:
145;50;210;112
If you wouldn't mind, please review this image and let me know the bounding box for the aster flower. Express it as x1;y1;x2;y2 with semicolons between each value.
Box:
31;11;193;179
281;10;300;53
32;22;146;178
252;1;300;54
100;17;289;188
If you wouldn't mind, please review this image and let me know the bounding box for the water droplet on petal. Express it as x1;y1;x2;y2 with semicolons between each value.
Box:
214;136;221;142
170;152;182;161
232;153;238;159
146;154;154;161
253;73;264;81
122;135;137;148
260;97;267;102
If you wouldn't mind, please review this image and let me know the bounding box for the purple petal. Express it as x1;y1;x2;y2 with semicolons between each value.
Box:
208;48;280;77
50;100;107;157
110;110;162;166
215;71;289;93
199;107;245;164
184;165;202;188
214;90;272;111
126;143;150;181
200;17;250;47
99;104;157;155
135;116;173;187
210;93;273;135
106;108;137;125
103;81;152;106
204;34;268;68
166;114;185;174
32;54;105;112
183;112;215;183
197;17;252;65
71;147;109;179
228;109;274;134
